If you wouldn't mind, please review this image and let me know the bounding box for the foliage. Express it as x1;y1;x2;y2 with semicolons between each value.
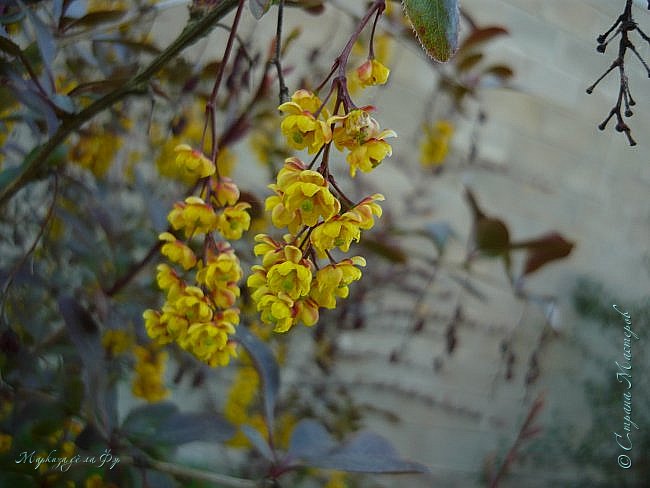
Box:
2;0;624;486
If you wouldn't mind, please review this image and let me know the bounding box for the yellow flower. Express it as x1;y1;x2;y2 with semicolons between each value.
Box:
85;473;119;488
330;109;396;177
180;309;239;364
310;216;361;256
211;177;240;207
420;120;454;166
216;147;237;176
265;246;312;300
159;232;197;270
0;433;12;454
217;202;252;240
279;91;332;154
102;329;133;356
325;471;349;488
343;193;384;230
346;138;393;177
174;144;215;180
168;196;218;238
196;246;243;308
143;309;174;345
174;286;213;324
266;161;341;233
69;126;122;178
156;263;185;300
132;346;169;402
310;257;365;309
256;291;296;332
356;59;390;87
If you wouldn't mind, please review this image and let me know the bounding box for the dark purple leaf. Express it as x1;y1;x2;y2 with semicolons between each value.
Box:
301;430;429;474
459;26;509;53
242;425;275;461
518;232;575;276
235;325;280;431
122;402;235;447
287;419;337;460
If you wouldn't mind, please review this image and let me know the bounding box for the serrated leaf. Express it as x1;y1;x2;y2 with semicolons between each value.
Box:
402;0;460;62
235;325;280;431
250;0;273;20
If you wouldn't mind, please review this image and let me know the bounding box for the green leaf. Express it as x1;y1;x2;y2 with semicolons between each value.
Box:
0;35;23;57
59;9;127;32
402;0;460;62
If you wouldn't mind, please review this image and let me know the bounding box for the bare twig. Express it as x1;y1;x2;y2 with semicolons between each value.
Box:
586;0;650;146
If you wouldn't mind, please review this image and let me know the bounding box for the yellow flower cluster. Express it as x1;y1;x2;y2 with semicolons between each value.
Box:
0;433;12;454
69;125;123;178
420;120;454;167
248;161;382;332
144;146;250;367
247;89;394;333
279;91;396;177
131;345;169;402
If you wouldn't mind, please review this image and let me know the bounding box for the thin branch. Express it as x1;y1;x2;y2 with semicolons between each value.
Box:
272;0;289;104
123;455;257;488
0;0;240;208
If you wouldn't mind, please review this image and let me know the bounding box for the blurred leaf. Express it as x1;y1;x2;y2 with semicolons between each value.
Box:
402;0;460;62
459;26;508;53
234;325;280;431
250;0;272;20
482;64;514;80
75;422;107;450
21;2;56;77
0;35;22;57
422;221;455;254
465;187;510;257
456;52;483;73
92;38;161;56
516;232;575;276
360;237;408;263
287;419;337;460
294;428;429;473
242;425;275;461
58;296;117;433
60;9;127;31
122;402;234;447
58;296;101;363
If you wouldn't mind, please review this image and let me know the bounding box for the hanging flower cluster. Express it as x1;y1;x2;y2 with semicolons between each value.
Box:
248;85;392;333
143;145;251;367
